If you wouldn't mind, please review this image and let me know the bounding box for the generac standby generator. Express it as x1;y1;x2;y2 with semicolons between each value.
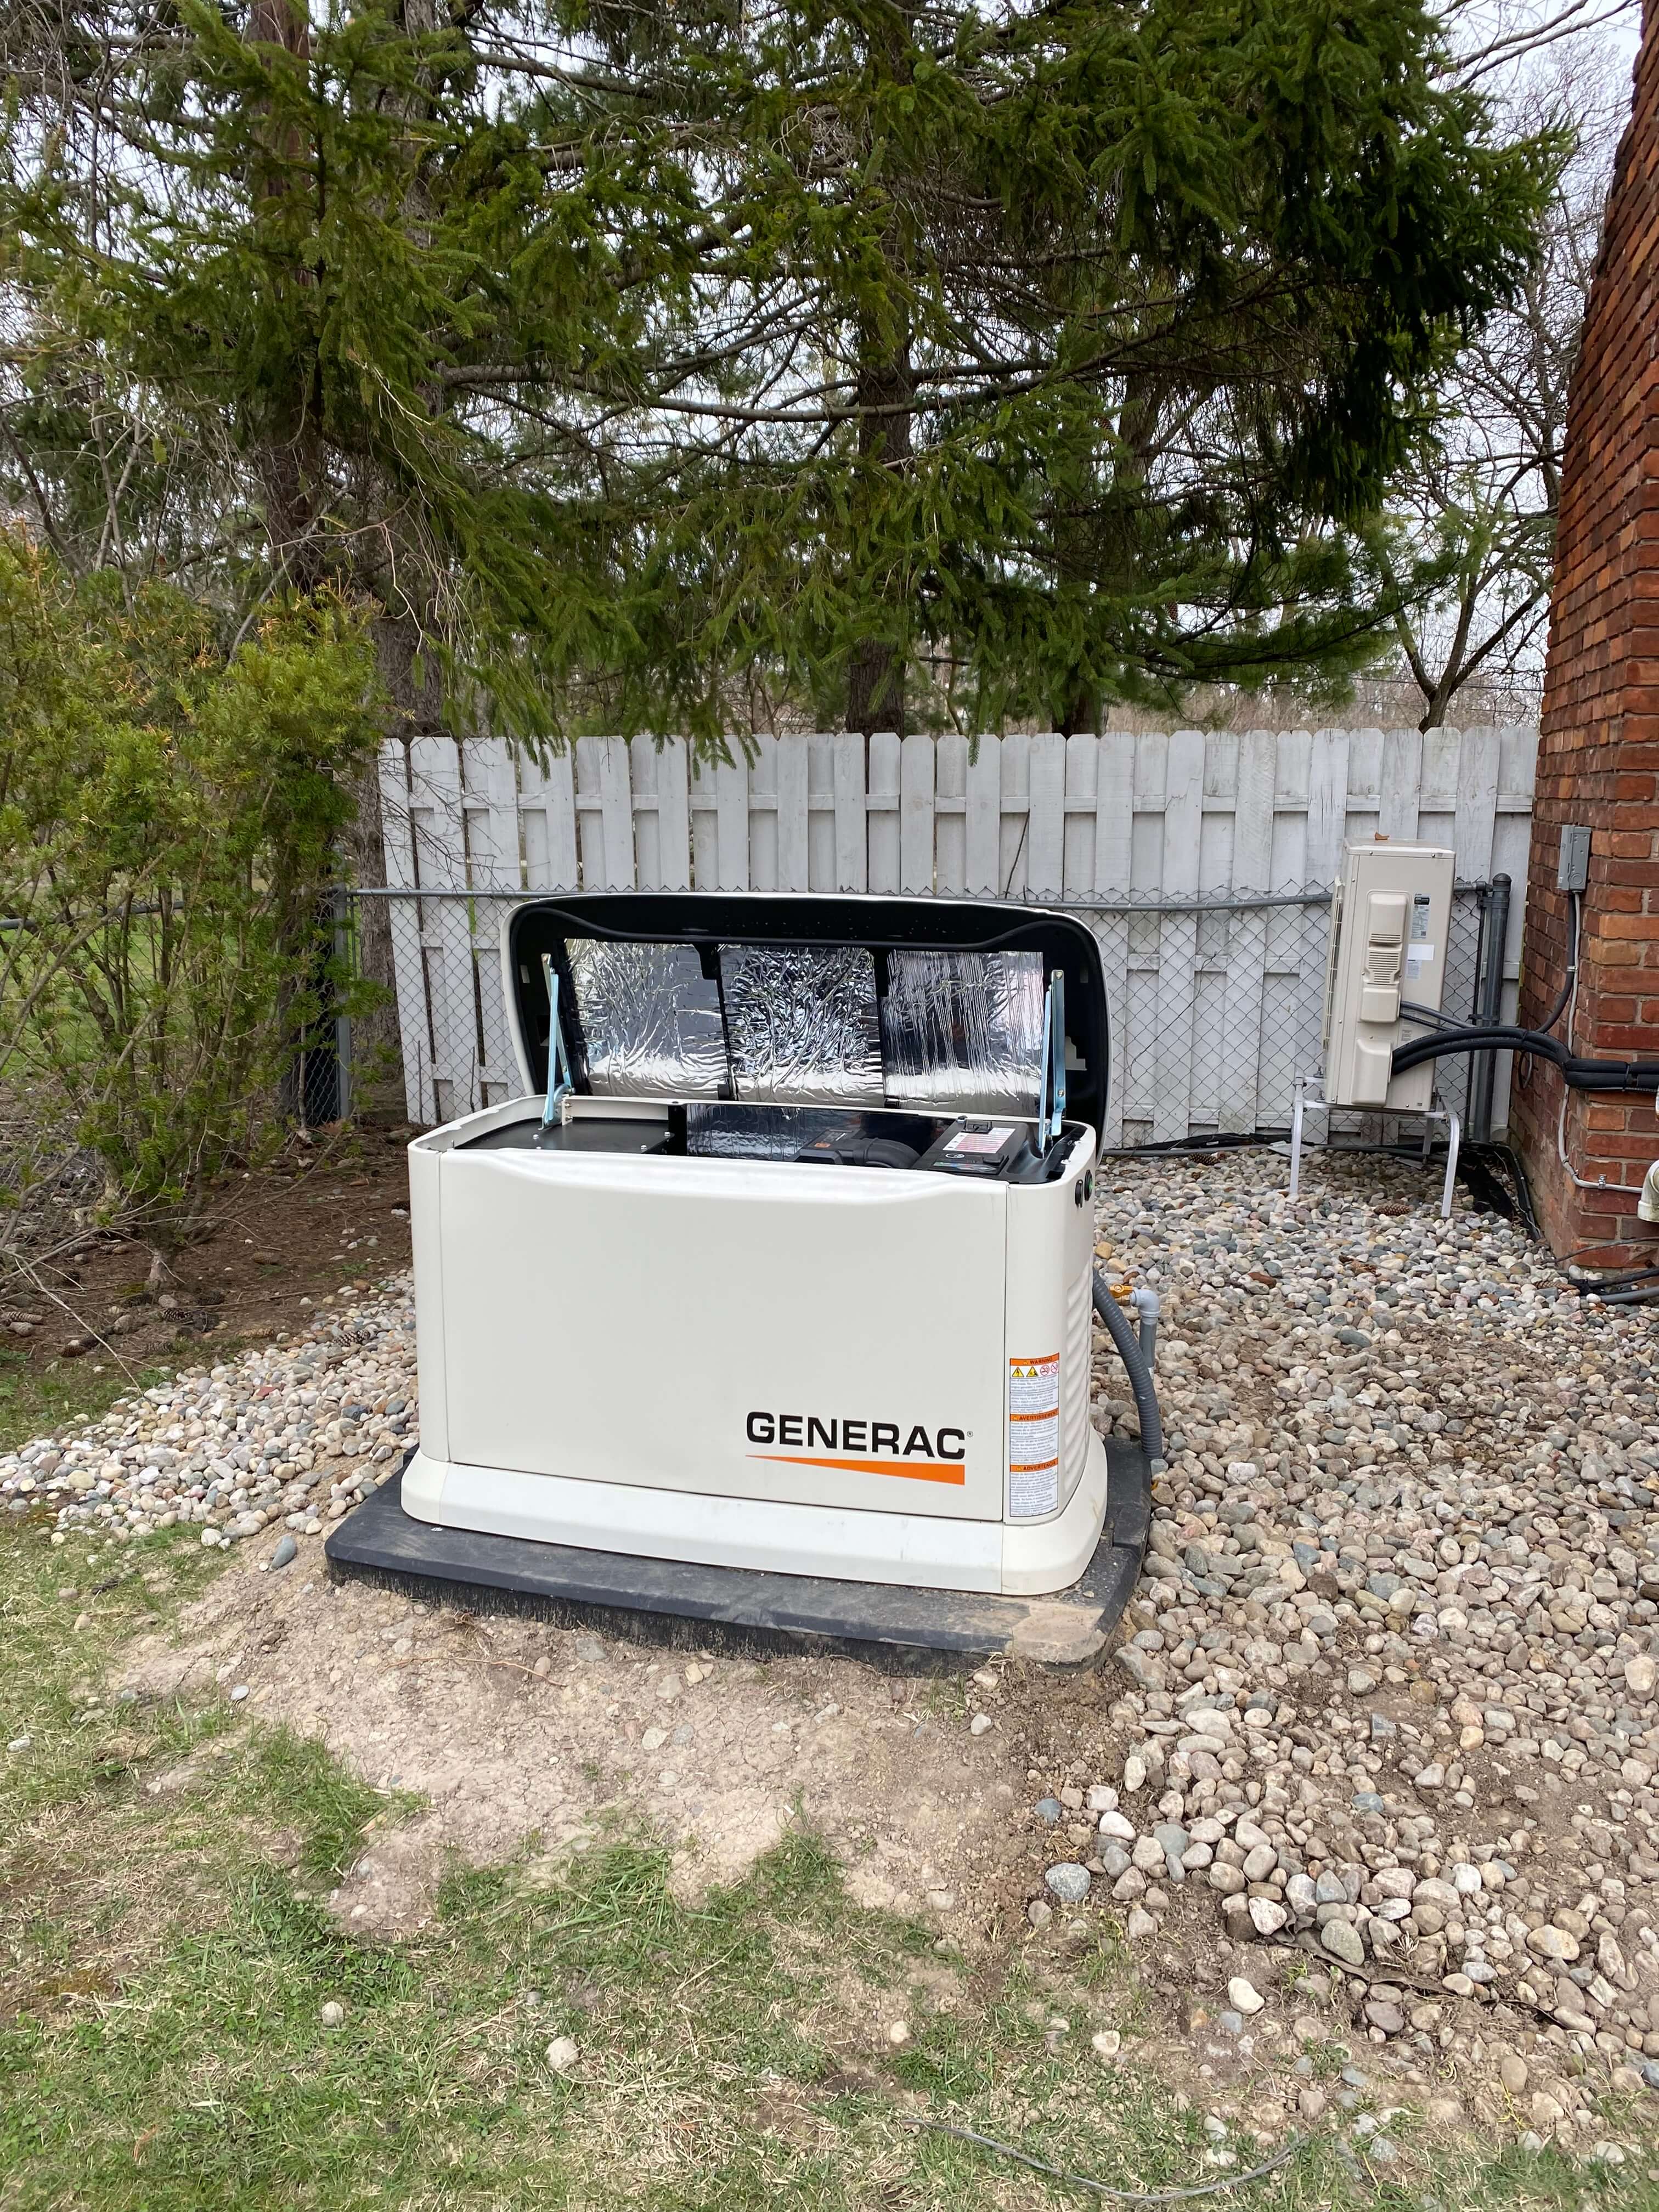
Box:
393;894;1127;1603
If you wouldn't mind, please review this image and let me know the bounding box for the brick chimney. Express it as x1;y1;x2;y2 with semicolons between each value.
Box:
1513;1;1659;1262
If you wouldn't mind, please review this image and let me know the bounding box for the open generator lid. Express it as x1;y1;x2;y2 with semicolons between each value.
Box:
505;893;1109;1145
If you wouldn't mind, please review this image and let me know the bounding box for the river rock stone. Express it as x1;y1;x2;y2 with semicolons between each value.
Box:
1322;1921;1365;1967
1526;1925;1581;1964
1045;1863;1091;1904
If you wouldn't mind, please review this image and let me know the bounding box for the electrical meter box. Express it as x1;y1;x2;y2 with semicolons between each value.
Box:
1322;843;1455;1110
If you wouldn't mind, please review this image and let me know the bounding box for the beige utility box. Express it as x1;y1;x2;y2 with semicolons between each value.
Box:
1322;843;1455;1109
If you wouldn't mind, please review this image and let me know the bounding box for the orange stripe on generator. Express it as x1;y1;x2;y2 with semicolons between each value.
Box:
747;1452;967;1486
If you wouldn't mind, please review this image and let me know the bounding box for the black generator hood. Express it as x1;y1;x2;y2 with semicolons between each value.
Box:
505;892;1110;1153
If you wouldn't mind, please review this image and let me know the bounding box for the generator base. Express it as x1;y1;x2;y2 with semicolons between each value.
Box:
324;1442;1152;1671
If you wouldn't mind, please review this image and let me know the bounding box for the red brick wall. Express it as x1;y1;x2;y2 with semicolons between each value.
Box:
1513;0;1659;1262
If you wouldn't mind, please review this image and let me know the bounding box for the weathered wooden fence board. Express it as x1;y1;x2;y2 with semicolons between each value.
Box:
376;726;1537;1135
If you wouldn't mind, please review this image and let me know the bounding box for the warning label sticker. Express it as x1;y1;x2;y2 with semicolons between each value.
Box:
1008;1353;1060;1518
1403;941;1436;981
945;1125;1017;1155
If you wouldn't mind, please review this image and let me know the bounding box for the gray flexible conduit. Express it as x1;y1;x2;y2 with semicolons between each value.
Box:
1093;1270;1164;1465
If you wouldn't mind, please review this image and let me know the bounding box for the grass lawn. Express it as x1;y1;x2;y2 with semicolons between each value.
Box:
1;1516;1655;2210
0;1343;173;1462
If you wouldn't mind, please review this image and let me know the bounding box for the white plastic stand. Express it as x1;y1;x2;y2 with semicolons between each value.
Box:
1288;1074;1460;1220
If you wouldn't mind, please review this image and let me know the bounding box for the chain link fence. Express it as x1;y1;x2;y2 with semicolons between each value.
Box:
1102;882;1492;1148
343;882;1505;1147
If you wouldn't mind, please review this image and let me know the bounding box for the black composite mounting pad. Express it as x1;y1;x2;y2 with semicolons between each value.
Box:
324;1443;1152;1671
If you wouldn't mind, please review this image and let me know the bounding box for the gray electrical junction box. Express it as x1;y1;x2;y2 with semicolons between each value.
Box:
1558;825;1591;894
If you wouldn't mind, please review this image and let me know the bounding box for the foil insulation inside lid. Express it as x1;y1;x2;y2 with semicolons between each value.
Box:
720;945;885;1105
565;938;729;1097
880;948;1046;1114
511;892;1105;1143
558;930;1051;1114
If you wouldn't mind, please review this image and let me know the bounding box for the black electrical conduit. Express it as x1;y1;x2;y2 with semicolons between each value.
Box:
1391;1014;1659;1299
1092;1271;1163;1465
1391;1025;1659;1092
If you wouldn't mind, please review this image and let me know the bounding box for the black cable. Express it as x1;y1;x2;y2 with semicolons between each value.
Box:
1564;1259;1659;1290
1000;811;1030;899
1100;1132;1271;1157
1092;1271;1163;1465
1390;1025;1546;1062
1556;1239;1659;1280
1466;1141;1544;1243
1488;1141;1543;1243
1455;1147;1520;1223
1463;1143;1659;1294
1395;1025;1538;1060
1533;889;1581;1036
1391;1026;1659;1091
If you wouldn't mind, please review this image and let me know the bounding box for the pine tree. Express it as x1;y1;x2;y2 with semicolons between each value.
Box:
0;0;1558;744
568;0;1561;733
1;0;657;745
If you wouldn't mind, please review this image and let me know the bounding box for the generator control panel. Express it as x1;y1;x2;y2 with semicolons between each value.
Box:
915;1118;1036;1178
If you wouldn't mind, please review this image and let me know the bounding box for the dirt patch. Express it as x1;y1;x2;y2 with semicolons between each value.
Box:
117;1549;1132;1942
2;1125;415;1373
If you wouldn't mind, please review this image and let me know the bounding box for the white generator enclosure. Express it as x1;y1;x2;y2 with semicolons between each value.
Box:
403;895;1114;1596
1322;843;1455;1109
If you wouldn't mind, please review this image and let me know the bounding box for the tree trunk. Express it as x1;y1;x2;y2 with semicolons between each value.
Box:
246;0;329;595
348;606;450;1118
846;636;905;738
1057;679;1102;740
846;335;913;737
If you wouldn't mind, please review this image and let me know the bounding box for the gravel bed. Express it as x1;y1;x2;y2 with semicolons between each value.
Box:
0;1288;416;1544
5;1141;1659;2151
1051;1144;1659;2151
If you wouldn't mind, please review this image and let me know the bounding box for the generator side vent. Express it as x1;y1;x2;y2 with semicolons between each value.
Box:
1063;1259;1092;1490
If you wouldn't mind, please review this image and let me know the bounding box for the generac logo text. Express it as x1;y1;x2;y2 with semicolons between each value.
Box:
746;1412;965;1459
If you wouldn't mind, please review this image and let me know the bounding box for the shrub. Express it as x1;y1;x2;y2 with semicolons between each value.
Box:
0;534;382;1278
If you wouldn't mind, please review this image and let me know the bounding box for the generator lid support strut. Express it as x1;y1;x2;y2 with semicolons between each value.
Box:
540;955;575;1129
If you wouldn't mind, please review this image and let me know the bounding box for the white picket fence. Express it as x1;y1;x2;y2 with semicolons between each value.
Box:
374;725;1538;1138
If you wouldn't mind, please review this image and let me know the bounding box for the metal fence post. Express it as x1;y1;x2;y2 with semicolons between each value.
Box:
1466;873;1510;1145
334;884;353;1122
